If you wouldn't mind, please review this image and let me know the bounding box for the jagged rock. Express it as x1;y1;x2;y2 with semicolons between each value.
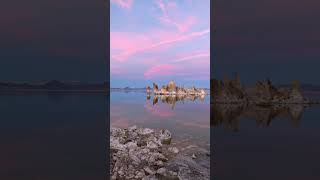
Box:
159;129;172;144
110;126;209;180
144;167;155;175
153;83;159;94
168;147;179;154
146;86;151;94
156;167;167;175
168;80;176;92
150;81;207;95
212;76;247;103
212;74;313;105
135;171;146;179
166;146;210;180
192;154;197;159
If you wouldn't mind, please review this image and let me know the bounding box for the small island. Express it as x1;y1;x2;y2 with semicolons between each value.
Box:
146;81;207;95
212;74;319;105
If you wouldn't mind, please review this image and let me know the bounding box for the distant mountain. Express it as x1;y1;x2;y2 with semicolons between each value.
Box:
0;80;109;92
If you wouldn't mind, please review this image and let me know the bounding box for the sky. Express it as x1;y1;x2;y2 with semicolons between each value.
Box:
213;0;320;85
110;0;210;88
0;0;106;83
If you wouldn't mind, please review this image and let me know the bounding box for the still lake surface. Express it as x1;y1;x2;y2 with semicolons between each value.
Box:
213;92;320;180
3;91;319;179
0;93;107;180
1;91;210;179
110;91;211;150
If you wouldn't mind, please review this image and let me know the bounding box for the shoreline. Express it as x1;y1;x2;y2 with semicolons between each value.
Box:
0;89;108;94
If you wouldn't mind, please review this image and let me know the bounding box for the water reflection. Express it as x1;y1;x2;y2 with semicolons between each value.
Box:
150;94;206;109
211;103;311;131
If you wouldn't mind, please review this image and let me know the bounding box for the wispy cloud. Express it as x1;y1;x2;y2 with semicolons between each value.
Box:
110;0;210;87
144;64;178;79
111;0;134;9
155;0;197;32
172;51;210;63
111;28;210;61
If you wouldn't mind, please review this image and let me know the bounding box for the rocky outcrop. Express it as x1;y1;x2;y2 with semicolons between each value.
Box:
146;86;151;94
212;77;247;103
212;75;316;105
153;83;159;93
110;126;210;180
151;81;207;95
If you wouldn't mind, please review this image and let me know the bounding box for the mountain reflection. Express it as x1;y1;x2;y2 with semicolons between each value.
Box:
149;94;206;109
211;103;309;131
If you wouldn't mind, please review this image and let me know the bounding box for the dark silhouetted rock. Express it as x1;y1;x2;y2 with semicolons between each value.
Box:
212;74;315;105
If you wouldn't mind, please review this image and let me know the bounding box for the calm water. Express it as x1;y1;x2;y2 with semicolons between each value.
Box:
213;92;320;180
110;91;210;150
0;93;107;180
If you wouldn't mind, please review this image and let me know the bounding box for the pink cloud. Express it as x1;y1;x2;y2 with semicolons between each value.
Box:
138;49;209;80
111;28;210;61
172;51;210;63
155;0;167;14
110;64;124;75
111;32;152;52
111;0;134;9
144;64;178;79
155;0;197;32
159;16;197;33
138;50;209;66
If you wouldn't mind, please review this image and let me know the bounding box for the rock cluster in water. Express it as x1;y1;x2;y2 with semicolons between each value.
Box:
146;81;206;95
212;74;315;105
110;126;210;180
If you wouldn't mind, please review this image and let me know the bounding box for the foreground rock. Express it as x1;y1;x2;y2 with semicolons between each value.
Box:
110;126;210;180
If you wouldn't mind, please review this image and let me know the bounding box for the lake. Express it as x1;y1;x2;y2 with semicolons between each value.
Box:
213;92;320;180
0;93;107;180
110;90;211;151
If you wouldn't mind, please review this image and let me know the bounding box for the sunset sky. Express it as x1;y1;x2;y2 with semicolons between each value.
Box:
110;0;210;88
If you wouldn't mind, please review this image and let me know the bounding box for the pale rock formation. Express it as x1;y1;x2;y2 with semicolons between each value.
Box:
146;86;151;94
110;126;210;180
153;83;160;94
168;80;176;92
150;81;207;96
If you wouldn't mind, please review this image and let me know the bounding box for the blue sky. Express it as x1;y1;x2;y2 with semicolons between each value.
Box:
110;0;210;88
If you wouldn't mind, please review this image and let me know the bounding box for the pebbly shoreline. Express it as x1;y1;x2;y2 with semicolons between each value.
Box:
110;126;210;180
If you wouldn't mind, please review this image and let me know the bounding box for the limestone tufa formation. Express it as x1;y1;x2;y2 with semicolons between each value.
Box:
149;81;206;95
212;75;312;105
